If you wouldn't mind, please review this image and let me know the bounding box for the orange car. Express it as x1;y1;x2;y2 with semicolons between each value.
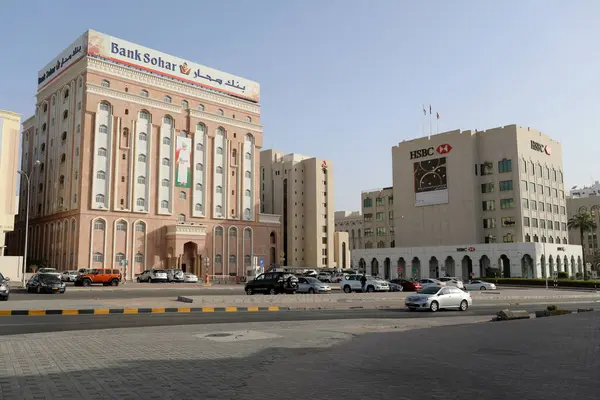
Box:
74;268;121;286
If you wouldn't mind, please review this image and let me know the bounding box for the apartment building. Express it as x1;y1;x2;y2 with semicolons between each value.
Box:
0;110;21;255
260;149;334;268
334;210;363;251
567;196;600;271
361;187;395;249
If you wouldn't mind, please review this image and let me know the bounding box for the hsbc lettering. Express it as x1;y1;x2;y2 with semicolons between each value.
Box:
531;140;552;155
410;147;435;159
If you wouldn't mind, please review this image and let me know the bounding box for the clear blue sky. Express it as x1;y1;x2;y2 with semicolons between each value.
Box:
1;1;599;211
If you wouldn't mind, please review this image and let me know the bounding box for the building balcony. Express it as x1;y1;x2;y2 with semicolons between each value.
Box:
258;213;281;225
165;224;207;237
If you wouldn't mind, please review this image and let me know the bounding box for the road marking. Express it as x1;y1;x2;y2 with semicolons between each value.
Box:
177;308;191;313
202;307;215;312
151;308;165;313
123;309;138;314
0;310;11;316
28;310;46;316
247;307;259;312
225;307;237;312
94;309;110;315
62;310;79;315
268;306;280;311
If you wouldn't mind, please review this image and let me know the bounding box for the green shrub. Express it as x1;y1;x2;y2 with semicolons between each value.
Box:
557;272;569;279
547;305;557;311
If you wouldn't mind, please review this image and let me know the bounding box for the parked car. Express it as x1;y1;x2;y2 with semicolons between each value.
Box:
438;277;465;289
387;281;404;292
245;272;298;295
417;278;446;288
405;286;472;312
36;268;61;279
137;269;168;283
184;273;198;283
340;275;389;293
27;274;66;294
75;268;122;286
0;273;9;301
78;268;93;275
390;279;422;292
166;269;185;283
330;273;345;283
464;280;497;291
317;272;332;283
61;270;79;282
296;277;331;294
303;269;318;277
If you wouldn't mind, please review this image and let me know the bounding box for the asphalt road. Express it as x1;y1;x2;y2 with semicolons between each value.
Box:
0;301;597;336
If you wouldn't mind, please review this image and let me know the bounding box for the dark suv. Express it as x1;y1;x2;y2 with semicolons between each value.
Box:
245;272;298;295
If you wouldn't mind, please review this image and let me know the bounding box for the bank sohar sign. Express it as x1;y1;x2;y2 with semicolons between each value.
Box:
87;30;260;102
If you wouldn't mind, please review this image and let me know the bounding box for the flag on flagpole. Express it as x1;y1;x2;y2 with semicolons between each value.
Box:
422;105;426;116
429;105;432;115
436;112;440;120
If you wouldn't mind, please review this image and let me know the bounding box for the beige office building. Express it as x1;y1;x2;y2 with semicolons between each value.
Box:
361;187;395;249
8;30;282;279
0;110;21;255
334;210;363;251
260;150;334;268
567;197;600;272
353;125;582;280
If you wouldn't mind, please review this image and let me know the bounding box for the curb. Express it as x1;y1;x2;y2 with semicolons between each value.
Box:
0;306;290;317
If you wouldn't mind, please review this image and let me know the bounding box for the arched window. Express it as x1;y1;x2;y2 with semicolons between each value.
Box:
135;253;144;263
541;236;546;243
578;206;588;214
139;110;150;120
140;89;149;97
95;194;105;203
245;189;251;197
115;252;125;263
162;158;170;166
122;128;129;137
216;205;223;214
135;223;145;233
229;227;237;237
93;252;103;262
96;170;106;180
556;236;561;243
137;176;146;185
63;110;69;120
563;238;568;244
161;179;170;187
99;125;108;134
245;152;251;160
215;227;223;236
59;175;65;185
138;154;147;162
101;80;110;88
216;186;223;194
216;166;223;174
246;116;252;123
503;233;514;243
136;198;145;207
63;89;69;101
161;200;169;209
215;254;222;264
244;208;251;219
98;147;107;157
245;171;251;178
178;214;185;223
163;116;173;125
179;191;186;200
116;221;127;231
229;255;236;264
60;153;66;163
58;197;64;207
164;95;172;103
61;131;67;141
196;163;203;171
216;109;224;116
99;102;110;112
216;147;223;155
163;137;171;145
197;104;205;111
244;228;252;239
196;143;203;151
181;100;189;108
549;236;554;243
94;220;105;230
40;143;46;152
195;203;203;212
525;234;531;242
138;132;147;141
533;234;539;242
195;183;203;191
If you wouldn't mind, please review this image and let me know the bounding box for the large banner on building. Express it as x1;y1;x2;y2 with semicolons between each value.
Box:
175;136;192;188
86;30;260;102
413;157;448;206
37;32;88;91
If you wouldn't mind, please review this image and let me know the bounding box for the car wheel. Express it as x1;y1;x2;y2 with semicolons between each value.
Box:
429;301;439;312
308;288;315;294
136;277;141;283
480;286;486;290
246;288;253;295
82;279;91;287
148;278;153;283
269;288;276;295
366;285;375;293
343;285;352;294
459;300;468;311
110;279;119;286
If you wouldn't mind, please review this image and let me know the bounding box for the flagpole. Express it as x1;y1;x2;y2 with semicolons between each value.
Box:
422;105;426;138
429;105;432;139
437;113;439;134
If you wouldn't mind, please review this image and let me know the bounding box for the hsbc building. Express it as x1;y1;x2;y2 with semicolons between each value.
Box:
352;125;583;281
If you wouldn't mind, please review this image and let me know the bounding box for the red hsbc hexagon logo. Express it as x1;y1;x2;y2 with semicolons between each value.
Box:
436;144;452;155
468;247;476;252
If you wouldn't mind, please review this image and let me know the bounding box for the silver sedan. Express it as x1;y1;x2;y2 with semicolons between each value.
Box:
296;277;331;294
464;280;497;291
405;286;472;312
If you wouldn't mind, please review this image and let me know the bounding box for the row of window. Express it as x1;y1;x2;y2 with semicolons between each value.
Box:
524;217;567;231
364;227;393;236
524;235;568;244
521;160;564;182
521;181;564;198
481;180;514;193
363;211;394;222
363;195;393;208
484;234;515;243
482;199;514;211
93;252;145;263
94;220;145;232
523;199;565;214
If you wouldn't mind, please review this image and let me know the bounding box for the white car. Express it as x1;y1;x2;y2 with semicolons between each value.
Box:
438;277;464;289
417;278;446;288
61;270;79;282
37;268;62;279
137;269;168;283
405;286;472;312
464;280;497;291
317;272;332;282
340;275;389;293
330;273;345;283
184;273;198;283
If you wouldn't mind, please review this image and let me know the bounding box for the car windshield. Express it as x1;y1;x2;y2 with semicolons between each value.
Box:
306;277;320;283
153;270;166;273
418;286;441;295
39;275;61;283
39;268;56;273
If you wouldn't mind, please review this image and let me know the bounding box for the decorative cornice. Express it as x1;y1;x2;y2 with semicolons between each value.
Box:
0;110;23;121
189;109;263;133
86;84;182;113
87;58;261;114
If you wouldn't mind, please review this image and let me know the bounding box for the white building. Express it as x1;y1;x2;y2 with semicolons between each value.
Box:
570;182;600;198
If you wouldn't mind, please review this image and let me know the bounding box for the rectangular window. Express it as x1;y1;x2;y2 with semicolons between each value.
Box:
531;200;537;210
376;227;386;236
483;218;496;229
481;183;495;193
539;202;545;212
322;226;327;233
521;180;528;191
389;211;394;219
498;159;512;173
560;206;565;215
364;213;373;222
545;186;550;196
537;184;543;194
523;199;529;209
546;203;552;212
553;188;558;197
559;190;564;199
364;228;373;237
501;217;515;227
554;221;560;230
480;163;494;175
485;235;496;243
375;197;384;206
553;204;559;214
523;217;530;227
482;200;495;211
561;222;567;231
499;180;513;191
363;197;372;208
322;237;327;244
530;183;536;193
500;198;515;209
388;196;393;205
532;218;538;228
540;220;546;229
376;212;384;221
547;219;553;229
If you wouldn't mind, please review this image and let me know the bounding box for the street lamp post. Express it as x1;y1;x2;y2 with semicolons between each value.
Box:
17;169;31;287
204;256;210;283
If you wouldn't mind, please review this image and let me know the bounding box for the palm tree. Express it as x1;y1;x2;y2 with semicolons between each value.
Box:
568;212;597;280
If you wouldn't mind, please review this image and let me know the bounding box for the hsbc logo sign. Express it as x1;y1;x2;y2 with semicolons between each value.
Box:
531;140;551;155
410;143;453;160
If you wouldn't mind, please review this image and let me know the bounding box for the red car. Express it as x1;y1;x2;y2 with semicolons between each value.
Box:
391;279;422;292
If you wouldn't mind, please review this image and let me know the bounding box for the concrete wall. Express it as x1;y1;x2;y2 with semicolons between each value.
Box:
0;256;23;281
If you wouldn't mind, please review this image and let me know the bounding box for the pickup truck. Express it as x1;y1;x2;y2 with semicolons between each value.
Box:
74;268;121;286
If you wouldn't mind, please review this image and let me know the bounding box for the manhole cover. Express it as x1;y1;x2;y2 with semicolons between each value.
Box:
205;333;233;338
